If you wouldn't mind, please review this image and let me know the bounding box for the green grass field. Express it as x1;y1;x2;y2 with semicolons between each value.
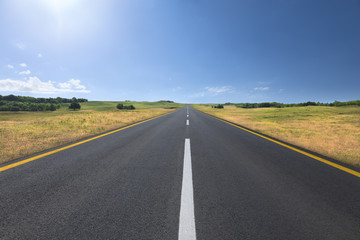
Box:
0;101;184;164
80;101;185;111
0;101;185;120
193;104;360;167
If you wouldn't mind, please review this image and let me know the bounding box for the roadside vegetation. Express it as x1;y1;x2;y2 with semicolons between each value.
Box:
0;100;184;164
193;104;360;167
224;100;360;108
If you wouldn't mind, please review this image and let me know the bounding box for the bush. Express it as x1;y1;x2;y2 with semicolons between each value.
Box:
117;103;124;109
117;104;135;110
126;105;135;110
69;102;81;111
212;104;224;109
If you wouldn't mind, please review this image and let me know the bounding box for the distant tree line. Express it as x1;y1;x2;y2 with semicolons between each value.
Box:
0;95;88;103
157;100;174;103
221;100;360;109
0;102;59;111
331;100;360;107
0;94;88;111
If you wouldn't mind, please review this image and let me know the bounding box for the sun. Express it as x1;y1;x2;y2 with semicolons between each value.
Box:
45;0;79;12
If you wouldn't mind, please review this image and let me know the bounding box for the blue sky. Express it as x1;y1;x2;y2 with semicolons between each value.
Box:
0;0;359;103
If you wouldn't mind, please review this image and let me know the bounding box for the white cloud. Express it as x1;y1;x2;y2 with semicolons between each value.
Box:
19;63;27;67
58;78;86;90
190;86;233;98
7;64;14;69
254;87;269;91
37;53;43;58
19;70;31;75
205;86;233;95
0;77;90;94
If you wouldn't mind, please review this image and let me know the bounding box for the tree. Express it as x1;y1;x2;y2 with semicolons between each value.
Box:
49;104;56;111
117;103;124;109
69;102;81;110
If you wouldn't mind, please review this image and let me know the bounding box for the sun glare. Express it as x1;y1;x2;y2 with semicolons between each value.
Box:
45;0;78;11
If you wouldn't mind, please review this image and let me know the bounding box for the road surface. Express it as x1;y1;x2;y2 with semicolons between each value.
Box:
1;106;360;239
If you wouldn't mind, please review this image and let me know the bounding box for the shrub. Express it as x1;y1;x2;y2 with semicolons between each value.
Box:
213;104;224;109
117;104;135;110
117;103;124;109
126;105;135;110
69;102;81;111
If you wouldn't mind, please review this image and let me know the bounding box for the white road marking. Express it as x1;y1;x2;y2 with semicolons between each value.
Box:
178;139;196;240
187;114;189;118
186;119;189;126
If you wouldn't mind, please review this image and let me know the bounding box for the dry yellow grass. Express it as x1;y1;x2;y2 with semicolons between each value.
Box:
193;105;360;167
0;108;175;164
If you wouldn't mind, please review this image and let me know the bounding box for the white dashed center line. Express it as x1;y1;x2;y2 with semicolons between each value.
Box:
178;138;196;240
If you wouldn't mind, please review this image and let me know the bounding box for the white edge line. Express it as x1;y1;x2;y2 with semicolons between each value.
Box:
178;138;196;240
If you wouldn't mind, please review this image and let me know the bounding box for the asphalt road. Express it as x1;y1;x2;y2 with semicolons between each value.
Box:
1;106;360;239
